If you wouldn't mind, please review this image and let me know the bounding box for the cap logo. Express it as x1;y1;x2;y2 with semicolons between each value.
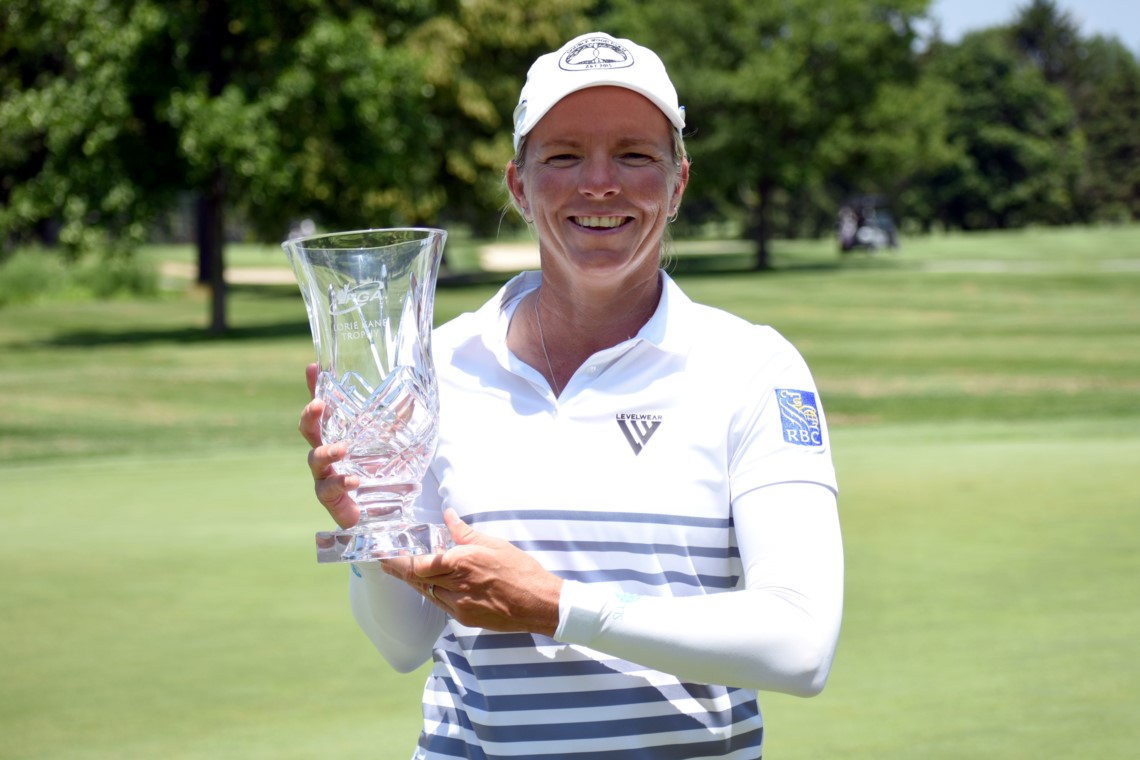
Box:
560;37;634;71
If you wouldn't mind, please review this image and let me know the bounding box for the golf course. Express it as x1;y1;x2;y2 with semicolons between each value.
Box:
2;224;1137;758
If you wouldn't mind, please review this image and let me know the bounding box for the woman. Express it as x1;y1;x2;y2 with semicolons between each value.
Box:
301;32;843;760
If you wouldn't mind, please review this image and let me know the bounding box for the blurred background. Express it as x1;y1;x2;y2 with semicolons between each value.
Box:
1;1;1137;758
3;0;1138;324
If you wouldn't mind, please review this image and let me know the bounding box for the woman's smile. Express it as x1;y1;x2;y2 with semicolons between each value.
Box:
570;215;632;230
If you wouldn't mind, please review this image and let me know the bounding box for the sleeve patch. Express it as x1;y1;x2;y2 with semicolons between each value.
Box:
775;388;823;447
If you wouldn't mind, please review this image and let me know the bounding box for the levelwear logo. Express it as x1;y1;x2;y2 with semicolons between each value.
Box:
616;412;662;455
560;37;634;71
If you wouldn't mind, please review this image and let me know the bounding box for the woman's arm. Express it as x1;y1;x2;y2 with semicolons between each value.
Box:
348;561;448;672
555;481;843;695
390;481;842;694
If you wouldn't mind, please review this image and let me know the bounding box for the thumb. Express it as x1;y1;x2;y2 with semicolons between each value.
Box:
444;508;491;547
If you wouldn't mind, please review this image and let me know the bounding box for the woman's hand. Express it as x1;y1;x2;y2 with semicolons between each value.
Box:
383;509;563;637
300;363;360;529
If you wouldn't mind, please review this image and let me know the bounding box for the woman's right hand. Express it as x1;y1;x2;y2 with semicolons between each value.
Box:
300;363;360;529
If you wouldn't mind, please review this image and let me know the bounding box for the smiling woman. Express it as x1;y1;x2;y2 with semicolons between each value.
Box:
505;85;690;383
297;31;844;760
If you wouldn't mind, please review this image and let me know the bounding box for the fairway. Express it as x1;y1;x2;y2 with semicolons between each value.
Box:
2;226;1138;758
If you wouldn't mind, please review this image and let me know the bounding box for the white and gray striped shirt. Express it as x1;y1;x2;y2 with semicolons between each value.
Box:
350;271;840;759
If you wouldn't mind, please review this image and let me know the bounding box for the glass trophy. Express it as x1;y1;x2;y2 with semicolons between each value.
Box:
283;228;451;563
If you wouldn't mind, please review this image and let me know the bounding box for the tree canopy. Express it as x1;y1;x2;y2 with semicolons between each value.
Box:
602;0;943;267
2;0;1137;323
1;0;592;330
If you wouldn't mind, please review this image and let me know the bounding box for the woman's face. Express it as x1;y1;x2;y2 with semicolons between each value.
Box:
508;86;688;289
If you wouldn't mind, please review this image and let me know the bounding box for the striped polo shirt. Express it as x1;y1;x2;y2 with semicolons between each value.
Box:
412;271;835;759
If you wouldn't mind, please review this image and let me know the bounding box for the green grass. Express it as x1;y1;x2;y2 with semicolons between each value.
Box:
1;453;428;759
2;224;1138;758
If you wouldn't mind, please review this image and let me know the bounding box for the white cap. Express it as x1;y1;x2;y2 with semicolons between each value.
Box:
512;32;686;151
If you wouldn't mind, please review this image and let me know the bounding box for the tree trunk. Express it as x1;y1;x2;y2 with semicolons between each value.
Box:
199;172;227;334
198;0;229;333
195;195;215;285
751;178;775;271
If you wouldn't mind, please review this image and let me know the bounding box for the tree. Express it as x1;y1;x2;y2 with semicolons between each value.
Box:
0;0;173;257
1007;1;1139;222
603;0;937;268
1010;0;1080;85
1068;37;1140;221
122;0;445;333
1;0;592;331
920;28;1083;230
1;0;440;331
408;0;594;235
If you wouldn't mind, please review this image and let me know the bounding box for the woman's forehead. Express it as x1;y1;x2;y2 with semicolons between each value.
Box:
529;87;673;143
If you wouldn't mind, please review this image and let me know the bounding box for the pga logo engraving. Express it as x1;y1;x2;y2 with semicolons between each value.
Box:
329;282;386;315
776;389;823;447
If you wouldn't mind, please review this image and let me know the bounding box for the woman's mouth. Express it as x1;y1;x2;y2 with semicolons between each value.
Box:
571;215;630;230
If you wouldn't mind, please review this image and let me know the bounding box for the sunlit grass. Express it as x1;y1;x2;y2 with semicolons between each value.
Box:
2;225;1138;758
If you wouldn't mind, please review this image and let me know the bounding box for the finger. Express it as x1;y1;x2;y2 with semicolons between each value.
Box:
444;508;496;548
313;473;359;528
407;551;451;582
298;398;325;448
306;442;358;528
307;441;346;480
313;471;357;507
379;555;416;580
322;493;360;529
443;508;473;542
305;363;319;398
381;557;448;605
426;583;449;608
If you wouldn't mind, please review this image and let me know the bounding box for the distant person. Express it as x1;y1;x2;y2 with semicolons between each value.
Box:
288;218;316;240
299;31;843;759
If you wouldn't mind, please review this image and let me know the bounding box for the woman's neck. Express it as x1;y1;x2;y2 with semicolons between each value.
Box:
510;271;662;395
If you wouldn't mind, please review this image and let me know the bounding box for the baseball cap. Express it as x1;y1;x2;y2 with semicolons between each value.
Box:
512;32;686;151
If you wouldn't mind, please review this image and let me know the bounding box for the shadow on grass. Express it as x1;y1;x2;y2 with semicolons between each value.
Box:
35;320;314;348
23;251;901;349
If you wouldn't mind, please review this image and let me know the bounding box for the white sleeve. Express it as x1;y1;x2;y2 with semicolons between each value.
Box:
347;469;449;673
554;481;843;696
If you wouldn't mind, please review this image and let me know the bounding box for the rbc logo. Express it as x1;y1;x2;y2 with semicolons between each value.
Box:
776;389;823;447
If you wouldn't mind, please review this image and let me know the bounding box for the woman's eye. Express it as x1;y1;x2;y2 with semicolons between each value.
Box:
621;153;654;164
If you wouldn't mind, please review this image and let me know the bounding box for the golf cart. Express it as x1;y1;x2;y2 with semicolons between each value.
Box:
837;195;898;253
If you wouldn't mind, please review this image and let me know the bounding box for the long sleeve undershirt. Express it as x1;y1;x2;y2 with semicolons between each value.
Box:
349;480;843;695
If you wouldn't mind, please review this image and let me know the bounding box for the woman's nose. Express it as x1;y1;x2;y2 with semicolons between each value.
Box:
578;156;620;199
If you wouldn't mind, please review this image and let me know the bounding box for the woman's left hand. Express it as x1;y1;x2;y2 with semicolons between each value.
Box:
381;510;563;637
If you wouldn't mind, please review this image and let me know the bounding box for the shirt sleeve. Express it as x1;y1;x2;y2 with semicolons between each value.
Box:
730;329;838;497
347;468;449;672
554;481;844;696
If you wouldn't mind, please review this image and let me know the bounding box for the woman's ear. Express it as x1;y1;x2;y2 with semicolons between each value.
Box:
506;161;530;221
671;158;690;210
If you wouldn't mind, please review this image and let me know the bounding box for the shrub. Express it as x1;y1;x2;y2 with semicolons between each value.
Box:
0;249;69;306
76;254;159;299
0;247;159;306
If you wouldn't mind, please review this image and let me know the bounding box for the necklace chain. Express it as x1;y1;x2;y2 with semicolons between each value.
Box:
533;292;560;397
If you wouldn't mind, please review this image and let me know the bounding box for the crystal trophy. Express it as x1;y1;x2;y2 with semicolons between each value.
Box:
283;228;450;563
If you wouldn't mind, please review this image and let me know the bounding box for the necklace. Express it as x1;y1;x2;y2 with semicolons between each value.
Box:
533;291;560;397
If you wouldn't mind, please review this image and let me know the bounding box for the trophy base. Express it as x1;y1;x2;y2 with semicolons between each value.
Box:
316;521;452;564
